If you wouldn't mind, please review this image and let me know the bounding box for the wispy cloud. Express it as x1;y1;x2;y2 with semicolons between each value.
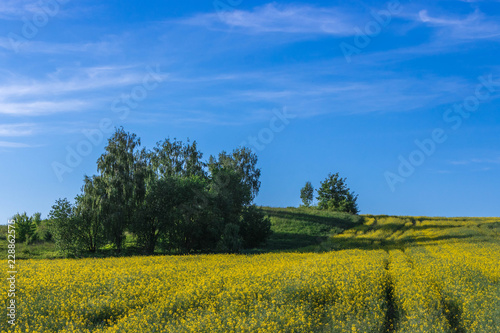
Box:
450;157;500;165
0;37;119;55
418;9;500;40
0;65;168;116
0;0;42;19
0;0;85;20
0;123;36;136
0;100;90;116
0;140;31;148
0;66;151;98
182;3;356;36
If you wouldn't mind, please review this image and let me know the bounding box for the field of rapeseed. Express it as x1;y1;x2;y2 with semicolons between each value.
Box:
1;214;499;332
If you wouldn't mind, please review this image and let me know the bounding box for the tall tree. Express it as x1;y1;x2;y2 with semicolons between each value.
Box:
74;175;107;252
152;138;206;178
48;198;78;254
208;148;270;251
97;127;145;251
300;181;314;207
208;147;261;200
317;173;359;214
132;141;208;254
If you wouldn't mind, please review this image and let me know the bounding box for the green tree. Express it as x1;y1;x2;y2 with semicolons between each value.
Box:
239;205;272;248
152;138;206;178
209;147;261;200
317;173;359;214
36;219;53;242
48;198;78;254
175;176;218;253
74;175;107;252
216;223;242;253
12;212;37;244
133;174;190;254
97;127;145;252
300;181;314;207
133;140;208;254
208;150;270;251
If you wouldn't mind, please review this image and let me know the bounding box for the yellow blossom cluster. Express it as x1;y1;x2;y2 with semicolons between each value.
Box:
1;215;498;332
1;251;388;333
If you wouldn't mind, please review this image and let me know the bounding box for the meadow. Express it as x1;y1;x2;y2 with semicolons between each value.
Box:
1;208;499;332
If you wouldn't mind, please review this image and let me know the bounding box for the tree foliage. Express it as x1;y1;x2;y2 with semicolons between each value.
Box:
74;175;107;252
300;181;314;207
97;127;145;251
48;198;79;254
46;129;271;255
12;212;37;244
208;147;261;200
317;173;359;214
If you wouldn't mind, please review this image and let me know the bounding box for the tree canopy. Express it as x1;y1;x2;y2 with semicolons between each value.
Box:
316;173;359;214
48;128;271;255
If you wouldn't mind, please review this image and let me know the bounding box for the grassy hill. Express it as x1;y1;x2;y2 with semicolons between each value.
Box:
256;206;363;252
2;208;499;259
257;207;499;252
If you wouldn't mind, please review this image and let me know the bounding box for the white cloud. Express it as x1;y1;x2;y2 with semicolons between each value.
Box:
0;0;77;20
418;9;500;40
0;65;169;116
0;123;36;136
0;37;118;55
0;0;40;19
0;141;31;148
0;100;89;116
0;66;149;99
182;3;356;36
450;157;500;165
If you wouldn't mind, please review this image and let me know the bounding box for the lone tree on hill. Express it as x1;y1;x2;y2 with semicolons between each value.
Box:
317;172;359;214
300;181;314;207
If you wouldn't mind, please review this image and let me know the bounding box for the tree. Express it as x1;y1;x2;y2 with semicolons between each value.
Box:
174;175;220;253
74;175;107;252
97;127;145;251
317;173;359;214
300;181;314;207
152;138;206;178
216;223;242;253
208;152;270;251
133;175;190;254
132;140;209;254
12;212;37;244
48;198;79;254
239;205;272;248
208;147;261;200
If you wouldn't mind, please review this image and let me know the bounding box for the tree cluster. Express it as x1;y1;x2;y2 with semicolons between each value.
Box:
11;212;50;244
300;172;359;214
48;128;271;255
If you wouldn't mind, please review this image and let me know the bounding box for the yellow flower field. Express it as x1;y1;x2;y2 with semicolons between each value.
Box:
1;216;499;332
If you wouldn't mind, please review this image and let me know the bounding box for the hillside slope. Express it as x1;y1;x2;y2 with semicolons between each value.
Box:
258;207;500;252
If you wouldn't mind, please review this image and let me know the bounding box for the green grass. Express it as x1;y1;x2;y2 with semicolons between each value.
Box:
323;214;500;251
2;209;499;259
0;224;61;259
255;206;363;252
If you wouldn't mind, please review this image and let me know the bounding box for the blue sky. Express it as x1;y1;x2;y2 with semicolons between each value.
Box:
1;0;500;223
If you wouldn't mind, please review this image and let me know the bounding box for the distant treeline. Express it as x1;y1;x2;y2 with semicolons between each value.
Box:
30;127;271;255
